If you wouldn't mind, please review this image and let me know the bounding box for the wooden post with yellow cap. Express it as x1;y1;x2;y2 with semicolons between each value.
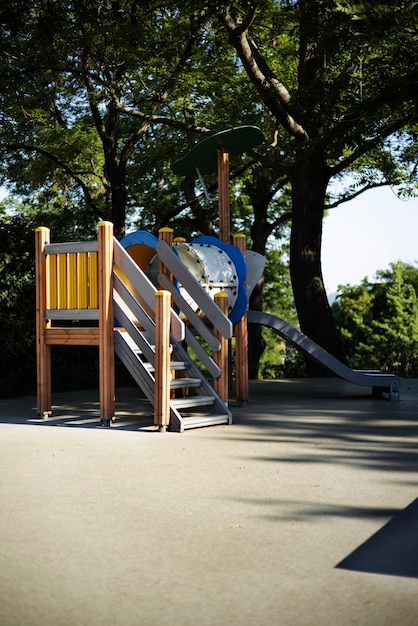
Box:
98;221;115;425
35;226;52;416
213;292;229;403
233;233;249;404
154;289;172;431
158;227;174;285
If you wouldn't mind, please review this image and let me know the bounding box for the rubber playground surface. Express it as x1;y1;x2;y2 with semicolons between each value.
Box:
1;377;418;626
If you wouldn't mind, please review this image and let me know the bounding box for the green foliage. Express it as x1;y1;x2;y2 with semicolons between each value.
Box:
332;262;418;377
0;202;119;398
257;242;308;379
0;207;37;396
1;1;418;391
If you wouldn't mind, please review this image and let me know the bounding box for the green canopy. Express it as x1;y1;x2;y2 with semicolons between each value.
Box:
171;125;264;178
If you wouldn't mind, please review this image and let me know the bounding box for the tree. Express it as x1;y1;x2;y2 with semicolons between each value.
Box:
215;0;418;371
0;204;37;396
0;1;216;238
1;0;417;379
332;262;418;376
0;196;103;397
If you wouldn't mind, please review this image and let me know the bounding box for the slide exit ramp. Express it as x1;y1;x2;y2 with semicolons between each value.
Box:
248;310;400;401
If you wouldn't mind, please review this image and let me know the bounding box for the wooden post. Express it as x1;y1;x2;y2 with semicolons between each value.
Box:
233;233;249;404
158;227;174;286
154;289;171;431
98;221;115;425
213;292;229;404
218;147;230;244
35;226;52;416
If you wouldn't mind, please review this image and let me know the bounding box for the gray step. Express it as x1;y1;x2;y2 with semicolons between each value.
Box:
180;414;231;430
142;360;189;372
114;319;231;431
169;377;201;390
171;395;216;409
170;361;190;371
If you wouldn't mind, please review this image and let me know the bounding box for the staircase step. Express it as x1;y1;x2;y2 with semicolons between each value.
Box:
114;299;231;431
170;361;190;370
171;395;216;409
180;414;231;429
170;377;201;390
142;360;189;372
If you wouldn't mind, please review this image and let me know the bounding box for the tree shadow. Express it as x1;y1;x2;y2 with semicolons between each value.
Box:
229;378;418;475
0;387;156;432
336;498;418;578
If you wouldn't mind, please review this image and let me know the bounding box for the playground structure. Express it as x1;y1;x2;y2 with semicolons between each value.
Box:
36;222;256;431
35;221;400;437
35;125;401;433
36;126;265;431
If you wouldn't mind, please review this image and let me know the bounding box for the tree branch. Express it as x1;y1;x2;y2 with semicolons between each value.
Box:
271;211;292;231
114;101;211;135
118;13;206;169
330;113;416;176
326;181;394;210
217;7;308;142
4;142;103;218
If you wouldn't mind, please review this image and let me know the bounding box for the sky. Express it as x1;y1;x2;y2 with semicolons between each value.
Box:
322;187;418;298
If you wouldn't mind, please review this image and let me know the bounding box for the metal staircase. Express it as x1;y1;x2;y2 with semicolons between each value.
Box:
114;329;231;431
112;238;232;432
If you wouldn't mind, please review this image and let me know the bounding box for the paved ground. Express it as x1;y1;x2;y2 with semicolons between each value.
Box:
1;378;418;626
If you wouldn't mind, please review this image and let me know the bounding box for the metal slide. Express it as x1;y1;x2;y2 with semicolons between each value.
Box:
247;310;400;401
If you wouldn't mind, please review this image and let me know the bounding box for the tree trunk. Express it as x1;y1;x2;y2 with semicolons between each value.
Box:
247;188;273;378
290;151;346;375
104;146;127;240
111;176;127;240
248;281;266;378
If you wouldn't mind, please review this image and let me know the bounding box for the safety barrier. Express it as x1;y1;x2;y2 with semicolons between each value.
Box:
35;222;114;423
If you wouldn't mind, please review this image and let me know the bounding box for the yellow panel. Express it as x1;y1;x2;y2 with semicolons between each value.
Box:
67;253;77;308
47;254;57;309
88;252;98;308
77;253;89;309
57;254;67;308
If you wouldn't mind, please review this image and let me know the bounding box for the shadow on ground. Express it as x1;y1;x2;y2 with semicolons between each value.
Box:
337;498;418;578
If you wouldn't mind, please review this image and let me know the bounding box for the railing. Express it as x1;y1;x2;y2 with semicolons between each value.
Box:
44;241;99;315
156;238;233;397
112;234;232;406
35;222;114;423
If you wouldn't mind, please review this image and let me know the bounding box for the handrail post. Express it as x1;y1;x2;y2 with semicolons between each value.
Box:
158;227;174;287
214;292;229;404
98;221;115;425
158;228;176;399
218;147;230;244
154;289;171;431
35;226;52;416
233;234;249;404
